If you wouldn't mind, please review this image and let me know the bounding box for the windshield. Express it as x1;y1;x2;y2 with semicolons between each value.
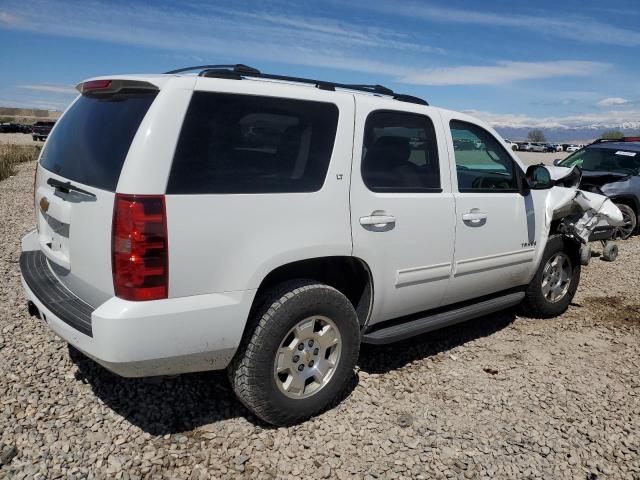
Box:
559;147;640;175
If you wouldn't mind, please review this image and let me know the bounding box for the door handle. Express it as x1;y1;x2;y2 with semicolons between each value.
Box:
360;213;396;226
462;209;488;226
462;212;487;221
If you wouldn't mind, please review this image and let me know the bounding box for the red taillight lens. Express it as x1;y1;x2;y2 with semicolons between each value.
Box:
80;80;112;93
112;194;168;301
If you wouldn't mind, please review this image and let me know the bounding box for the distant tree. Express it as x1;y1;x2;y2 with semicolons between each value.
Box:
527;129;547;142
601;129;624;140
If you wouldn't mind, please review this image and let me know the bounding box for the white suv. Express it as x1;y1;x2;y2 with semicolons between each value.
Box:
19;65;615;425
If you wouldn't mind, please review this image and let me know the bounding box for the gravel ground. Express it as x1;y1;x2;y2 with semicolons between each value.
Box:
1;161;639;480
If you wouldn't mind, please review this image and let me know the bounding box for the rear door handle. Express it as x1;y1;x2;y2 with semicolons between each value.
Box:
360;213;396;226
462;212;487;221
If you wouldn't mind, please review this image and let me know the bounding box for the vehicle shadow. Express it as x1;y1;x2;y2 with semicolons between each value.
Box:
71;310;514;435
70;347;359;435
357;310;516;374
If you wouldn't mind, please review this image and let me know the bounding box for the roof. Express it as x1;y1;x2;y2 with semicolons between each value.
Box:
589;141;640;152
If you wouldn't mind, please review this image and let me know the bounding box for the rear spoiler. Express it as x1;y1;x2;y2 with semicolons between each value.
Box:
75;79;159;96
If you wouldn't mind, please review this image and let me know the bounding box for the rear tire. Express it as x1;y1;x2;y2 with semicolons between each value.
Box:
229;280;360;426
520;236;581;318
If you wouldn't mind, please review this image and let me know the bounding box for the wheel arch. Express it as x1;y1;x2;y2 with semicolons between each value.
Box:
251;256;374;327
610;194;639;217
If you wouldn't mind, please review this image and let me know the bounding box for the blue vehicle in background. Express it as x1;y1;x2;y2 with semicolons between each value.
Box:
555;137;640;239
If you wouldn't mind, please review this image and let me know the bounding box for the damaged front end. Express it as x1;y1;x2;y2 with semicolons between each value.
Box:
544;166;624;261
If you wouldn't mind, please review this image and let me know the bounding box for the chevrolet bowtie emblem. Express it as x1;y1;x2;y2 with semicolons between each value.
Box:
39;197;50;214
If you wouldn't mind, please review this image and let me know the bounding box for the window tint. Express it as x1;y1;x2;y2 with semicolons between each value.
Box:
167;92;339;194
40;92;157;191
361;110;440;192
450;120;518;192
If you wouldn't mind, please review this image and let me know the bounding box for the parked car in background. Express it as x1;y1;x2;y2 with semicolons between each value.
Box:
0;122;30;133
566;145;580;152
554;137;640;239
543;144;557;153
530;143;546;152
32;121;56;141
504;139;518;151
517;142;532;151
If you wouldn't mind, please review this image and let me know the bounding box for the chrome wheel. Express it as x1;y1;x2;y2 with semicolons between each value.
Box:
273;316;342;399
541;252;572;303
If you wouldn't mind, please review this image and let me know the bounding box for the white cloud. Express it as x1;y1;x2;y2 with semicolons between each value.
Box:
465;109;640;130
597;97;630;107
0;1;607;89
0;0;445;77
19;84;76;95
400;61;607;86
370;2;640;47
0;11;19;25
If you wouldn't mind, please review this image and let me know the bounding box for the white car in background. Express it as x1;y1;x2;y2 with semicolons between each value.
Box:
504;139;518;151
566;145;581;152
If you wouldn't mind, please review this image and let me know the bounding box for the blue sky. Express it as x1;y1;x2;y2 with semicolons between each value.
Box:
1;0;639;131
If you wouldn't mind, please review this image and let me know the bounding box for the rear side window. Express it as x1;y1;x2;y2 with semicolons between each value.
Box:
40;92;157;191
361;110;440;192
167;92;339;194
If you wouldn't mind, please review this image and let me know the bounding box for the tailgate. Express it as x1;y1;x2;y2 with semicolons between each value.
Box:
34;83;158;307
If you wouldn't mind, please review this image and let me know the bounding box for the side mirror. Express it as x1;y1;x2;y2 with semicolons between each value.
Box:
553;158;563;166
526;164;553;189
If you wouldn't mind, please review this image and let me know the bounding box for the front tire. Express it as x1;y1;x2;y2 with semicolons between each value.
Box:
521;236;580;318
615;203;637;240
229;280;360;426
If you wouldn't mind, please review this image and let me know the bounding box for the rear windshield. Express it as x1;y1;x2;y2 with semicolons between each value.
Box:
167;92;339;194
40;92;157;191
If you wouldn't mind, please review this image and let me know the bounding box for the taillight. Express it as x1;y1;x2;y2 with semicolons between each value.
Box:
78;80;112;93
112;194;168;301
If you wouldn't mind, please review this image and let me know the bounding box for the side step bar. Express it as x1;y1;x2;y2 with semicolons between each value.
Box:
361;291;524;345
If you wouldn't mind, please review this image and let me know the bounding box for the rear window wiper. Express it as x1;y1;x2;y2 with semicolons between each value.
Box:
47;178;96;198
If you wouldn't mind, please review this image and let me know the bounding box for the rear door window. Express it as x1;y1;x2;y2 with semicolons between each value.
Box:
167;92;339;194
361;110;440;192
40;92;157;191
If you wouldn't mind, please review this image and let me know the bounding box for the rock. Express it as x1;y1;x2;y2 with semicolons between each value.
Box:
0;444;18;466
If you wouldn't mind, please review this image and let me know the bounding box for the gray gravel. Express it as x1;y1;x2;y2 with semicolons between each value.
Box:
1;161;639;479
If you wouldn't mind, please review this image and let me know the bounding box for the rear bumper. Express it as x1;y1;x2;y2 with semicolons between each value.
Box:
20;233;255;377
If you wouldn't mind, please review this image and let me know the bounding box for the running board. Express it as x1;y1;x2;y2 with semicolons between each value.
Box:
361;292;524;345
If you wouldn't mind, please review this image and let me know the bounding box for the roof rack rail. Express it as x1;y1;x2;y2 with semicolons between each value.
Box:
165;64;429;105
164;64;260;75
